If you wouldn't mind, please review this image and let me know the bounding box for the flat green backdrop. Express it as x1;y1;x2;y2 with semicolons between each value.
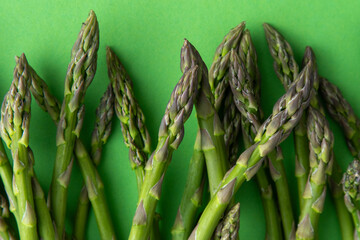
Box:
1;1;359;239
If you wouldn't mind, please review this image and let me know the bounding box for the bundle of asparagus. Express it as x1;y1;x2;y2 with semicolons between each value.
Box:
1;9;360;240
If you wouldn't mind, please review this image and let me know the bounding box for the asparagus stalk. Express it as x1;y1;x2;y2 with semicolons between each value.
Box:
231;31;295;239
189;60;313;240
263;23;309;209
296;106;334;240
172;24;244;240
171;130;206;240
49;10;99;239
0;54;38;240
128;63;200;240
181;39;228;197
319;78;360;157
73;84;115;240
0;140;19;223
209;22;244;164
343;159;360;239
302;47;353;239
213;203;240;240
106;47;151;194
27;49;115;239
0;194;16;240
74;140;116;239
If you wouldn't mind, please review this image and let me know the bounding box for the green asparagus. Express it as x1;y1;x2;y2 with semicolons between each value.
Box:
232;31;295;239
189;60;313;240
320;78;360;158
0;54;38;240
49;10;99;239
296;107;333;240
181;39;229;197
73;84;115;240
343;159;360;239
264;23;309;210
106;47;151;194
128;61;200;239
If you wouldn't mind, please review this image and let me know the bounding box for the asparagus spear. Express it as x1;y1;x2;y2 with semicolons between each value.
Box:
189;60;313;240
172;25;244;240
73;84;115;240
49;10;99;239
343;159;360;239
128;63;200;239
319;77;360;157
106;47;151;193
230;31;283;239
209;23;245;164
0;140;18;223
0;54;38;240
296;106;334;240
27;52;115;239
171;130;206;240
181;39;228;197
231;31;295;239
263;23;309;209
302;47;353;240
0;194;16;240
213;202;240;240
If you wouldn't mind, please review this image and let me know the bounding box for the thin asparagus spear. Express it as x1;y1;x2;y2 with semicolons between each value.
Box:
106;47;151;193
49;10;99;239
0;194;16;240
263;23;309;210
302;47;353;240
343;159;360;239
0;140;19;223
73;84;114;240
181;39;228;197
128;64;200;240
209;22;245;111
0;54;38;240
319;78;360;157
231;31;295;239
27;51;115;239
209;23;244;164
74;140;116;239
106;47;162;239
171;130;205;240
296;106;334;240
189;60;313;240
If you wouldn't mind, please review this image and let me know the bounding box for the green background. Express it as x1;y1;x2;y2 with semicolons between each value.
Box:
0;0;359;239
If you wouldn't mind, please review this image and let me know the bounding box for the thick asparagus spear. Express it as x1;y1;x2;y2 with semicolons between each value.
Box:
128;63;200;239
214;203;240;240
343;159;360;239
320;78;360;157
263;23;309;209
172;24;244;240
181;39;228;197
296;106;334;240
106;47;151;193
49;10;99;239
0;54;38;240
189;60;313;240
73;84;114;240
231;32;294;239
